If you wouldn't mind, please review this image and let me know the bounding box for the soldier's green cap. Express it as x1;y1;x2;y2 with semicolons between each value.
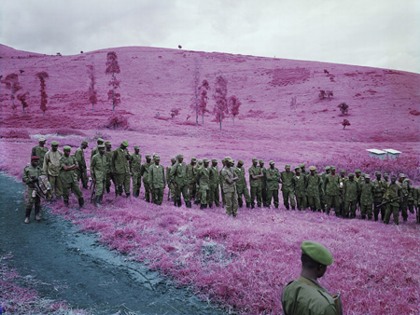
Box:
340;169;346;174
63;146;71;151
259;159;264;164
39;137;46;142
154;155;160;160
294;166;301;170
197;159;203;164
383;172;389;176
309;166;317;171
348;173;355;177
97;138;104;143
269;160;275;165
97;144;105;149
81;140;88;145
146;154;151;158
330;166;336;171
285;164;291;169
252;158;258;163
203;158;210;163
191;157;197;162
134;145;139;150
176;154;183;159
238;160;244;165
391;174;397;179
301;240;333;266
212;159;218;163
225;156;233;163
325;166;330;170
355;169;361;173
375;171;381;175
105;140;111;145
399;173;406;178
299;163;305;168
171;157;176;162
121;140;129;147
365;174;371;179
51;141;59;146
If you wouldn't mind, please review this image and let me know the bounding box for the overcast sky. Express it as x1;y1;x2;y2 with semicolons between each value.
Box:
1;0;419;73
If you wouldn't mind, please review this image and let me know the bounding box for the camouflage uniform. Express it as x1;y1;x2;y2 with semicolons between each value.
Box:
197;159;210;208
43;143;63;199
338;171;347;216
360;177;374;219
104;142;114;193
130;149;142;197
320;166;330;210
259;160;268;207
209;159;220;207
306;167;323;211
112;142;131;197
170;155;191;207
266;161;280;208
343;175;359;218
23;158;45;222
221;158;238;216
324;169;340;215
148;156;166;205
186;158;198;203
234;161;250;208
293;167;307;210
140;156;153;202
31;140;48;165
166;158;176;201
372;173;387;221
399;176;411;222
281;165;296;210
249;159;263;208
90;145;108;205
74;142;88;189
384;177;402;225
60;147;84;207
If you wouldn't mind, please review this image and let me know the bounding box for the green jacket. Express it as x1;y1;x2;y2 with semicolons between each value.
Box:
372;179;386;202
324;174;340;196
280;171;294;192
170;161;188;186
293;174;306;196
91;153;108;180
140;161;152;184
221;166;236;193
112;148;130;174
130;154;142;174
266;167;280;191
248;165;262;188
23;164;45;189
282;276;337;315
74;147;87;169
59;155;78;184
31;145;48;163
209;165;220;187
360;181;374;205
384;183;401;206
197;167;210;190
148;164;166;189
306;174;323;197
234;166;247;188
344;180;359;202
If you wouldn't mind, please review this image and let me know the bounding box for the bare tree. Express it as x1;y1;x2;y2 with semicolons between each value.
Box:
213;75;228;130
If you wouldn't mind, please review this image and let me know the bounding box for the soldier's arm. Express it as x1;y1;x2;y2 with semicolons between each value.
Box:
23;167;30;184
148;166;153;187
170;162;178;177
42;152;49;173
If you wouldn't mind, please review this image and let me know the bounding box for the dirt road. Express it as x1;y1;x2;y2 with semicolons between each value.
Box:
0;173;225;315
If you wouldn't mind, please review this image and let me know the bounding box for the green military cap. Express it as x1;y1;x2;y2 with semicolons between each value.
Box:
355;169;361;173
51;141;59;146
121;140;129;147
39;137;46;142
269;160;275;165
330;166;336;171
285;164;291;169
105;140;111;145
309;166;317;171
399;173;406;178
340;169;346;174
294;166;301;170
63;146;71;151
301;240;333;266
348;173;355;177
176;154;183;159
212;159;218;163
299;163;305;168
97;138;104;143
259;159;264;163
225;156;233;163
375;171;381;176
391;174;397;179
81;140;88;145
154;154;160;160
191;157;197;162
383;172;389;176
97;144;105;149
134;145;140;150
171;157;176;162
325;166;330;170
145;154;151;158
197;159;203;164
238;159;244;164
364;174;371;179
203;158;210;163
252;158;258;163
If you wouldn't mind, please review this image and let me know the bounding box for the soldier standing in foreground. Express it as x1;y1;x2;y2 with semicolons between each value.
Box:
23;156;45;223
324;167;340;215
112;140;131;197
104;141;114;193
209;159;220;208
148;155;166;205
249;158;263;208
90;144;108;207
141;154;153;202
221;157;238;216
306;166;323;212
130;146;142;197
259;160;268;207
43;141;63;201
282;241;340;315
280;164;296;210
166;157;176;201
293;166;306;210
74;140;89;189
31;137;48;163
235;160;251;208
343;173;359;218
266;161;280;208
383;175;402;225
170;154;191;207
360;175;374;219
372;171;386;221
197;158;211;209
60;146;84;208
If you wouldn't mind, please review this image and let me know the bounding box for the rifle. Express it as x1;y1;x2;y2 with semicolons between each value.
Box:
375;197;400;209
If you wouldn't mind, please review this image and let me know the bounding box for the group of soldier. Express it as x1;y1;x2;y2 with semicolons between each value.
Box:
24;137;419;225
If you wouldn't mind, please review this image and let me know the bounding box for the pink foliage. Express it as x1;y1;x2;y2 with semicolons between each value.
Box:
228;95;241;121
341;118;351;129
198;79;210;124
105;51;121;110
16;91;29;112
170;107;181;119
213;75;228;130
104;113;129;130
87;64;97;109
36;71;49;113
1;73;22;111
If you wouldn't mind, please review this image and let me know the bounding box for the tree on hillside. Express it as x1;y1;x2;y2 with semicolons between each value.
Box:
192;59;200;125
341;119;350;129
17;92;29;112
228;95;241;123
338;102;349;115
105;51;121;111
198;79;210;124
36;71;49;114
213;75;228;130
1;73;22;112
87;65;98;110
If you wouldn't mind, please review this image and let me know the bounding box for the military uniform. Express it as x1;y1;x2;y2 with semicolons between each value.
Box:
266;162;280;208
249;159;263;208
91;147;108;205
141;156;153;202
112;142;131;196
384;179;402;225
130;150;142;197
197;160;210;208
104;142;114;193
372;174;387;221
209;160;220;207
60;148;84;207
43;143;63;199
148;157;166;205
293;168;307;210
23;158;45;222
399;177;411;222
324;169;340;215
306;167;323;211
360;177;374;219
221;158;238;216
170;156;190;207
166;158;176;201
74;143;88;189
186;159;198;203
234;161;250;208
281;166;296;210
259;160;268;207
343;176;359;218
31;143;48;165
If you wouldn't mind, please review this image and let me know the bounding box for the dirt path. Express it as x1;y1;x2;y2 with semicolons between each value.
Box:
0;173;225;315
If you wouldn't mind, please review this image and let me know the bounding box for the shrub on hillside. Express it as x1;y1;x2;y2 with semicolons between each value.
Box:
0;129;30;139
104;114;129;130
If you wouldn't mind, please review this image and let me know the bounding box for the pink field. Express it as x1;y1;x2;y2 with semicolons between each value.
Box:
1;43;419;314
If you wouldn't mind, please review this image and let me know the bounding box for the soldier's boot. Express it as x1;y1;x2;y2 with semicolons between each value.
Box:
238;198;243;208
64;199;69;207
291;206;296;210
194;199;200;205
200;204;205;210
126;192;130;198
246;202;251;208
95;196;101;208
208;203;213;208
78;197;84;208
35;205;41;221
186;201;192;208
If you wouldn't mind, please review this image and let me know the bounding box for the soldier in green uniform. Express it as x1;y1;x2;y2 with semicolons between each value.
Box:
343;173;359;218
140;155;153;202
405;179;416;219
293;166;306;210
338;170;347;216
398;174;410;222
372;171;386;221
112;140;131;197
209;159;220;208
384;175;402;225
43;141;63;201
306;166;323;212
220;159;227;206
281;164;296;210
320;166;330;211
90;138;104;163
259;160;268;207
360;175;374;219
104;141;114;193
170;154;191;207
74;140;89;189
414;186;420;224
130;146;142;197
60;146;84;208
249;158;263;208
197;158;211;209
166;157;176;201
234;160;251;208
282;241;339;315
186;157;198;204
266;161;280;208
324;167;340;215
23;156;45;223
91;144;108;206
148;155;166;205
221;157;238;216
31;137;48;164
